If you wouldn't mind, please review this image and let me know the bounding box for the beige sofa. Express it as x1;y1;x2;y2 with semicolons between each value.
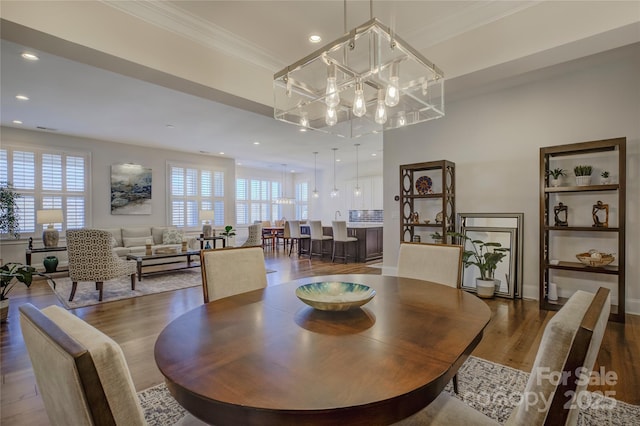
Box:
99;226;197;258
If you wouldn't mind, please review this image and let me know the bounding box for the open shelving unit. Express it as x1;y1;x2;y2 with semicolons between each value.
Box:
539;137;626;322
400;160;455;243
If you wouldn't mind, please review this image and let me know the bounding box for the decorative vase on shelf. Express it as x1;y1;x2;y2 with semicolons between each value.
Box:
549;178;561;187
43;256;58;273
575;176;591;186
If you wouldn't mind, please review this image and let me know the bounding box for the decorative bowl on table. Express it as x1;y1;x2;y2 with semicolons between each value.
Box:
295;282;376;311
576;251;615;267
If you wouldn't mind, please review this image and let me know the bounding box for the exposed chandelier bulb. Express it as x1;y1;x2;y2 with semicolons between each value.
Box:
422;79;429;96
385;63;400;107
353;82;366;118
330;188;340;198
313;189;320;199
326;106;337;126
325;64;340;108
300;112;309;129
353;185;362;197
374;90;387;124
398;111;407;127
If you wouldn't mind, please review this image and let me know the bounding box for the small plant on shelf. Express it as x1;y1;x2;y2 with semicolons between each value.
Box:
600;170;610;184
546;168;566;179
573;165;593;186
573;165;592;176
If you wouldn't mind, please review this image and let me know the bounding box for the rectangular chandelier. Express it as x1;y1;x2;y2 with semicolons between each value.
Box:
274;18;444;139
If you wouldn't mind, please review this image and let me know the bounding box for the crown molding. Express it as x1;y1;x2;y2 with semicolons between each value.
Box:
405;0;541;50
101;0;285;72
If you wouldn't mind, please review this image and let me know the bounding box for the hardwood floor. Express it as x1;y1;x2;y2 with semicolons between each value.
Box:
1;250;638;425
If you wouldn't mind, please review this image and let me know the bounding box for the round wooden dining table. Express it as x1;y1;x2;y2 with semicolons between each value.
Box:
154;274;491;426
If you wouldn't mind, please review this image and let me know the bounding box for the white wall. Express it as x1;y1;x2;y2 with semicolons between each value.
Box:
383;44;640;313
0;126;236;263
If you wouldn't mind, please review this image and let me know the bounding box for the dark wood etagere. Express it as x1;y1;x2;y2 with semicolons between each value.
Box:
400;160;455;243
539;137;626;322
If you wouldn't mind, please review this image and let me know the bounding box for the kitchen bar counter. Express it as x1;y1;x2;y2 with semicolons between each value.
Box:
321;225;383;262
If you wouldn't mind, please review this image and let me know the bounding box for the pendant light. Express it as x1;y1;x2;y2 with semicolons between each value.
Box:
353;144;361;197
330;148;339;198
275;164;295;204
312;152;320;199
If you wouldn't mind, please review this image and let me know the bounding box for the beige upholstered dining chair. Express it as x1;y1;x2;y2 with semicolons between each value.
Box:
397;242;463;287
19;303;204;426
66;229;137;302
241;223;263;247
331;221;358;263
395;287;611;426
287;220;311;257
309;220;332;258
200;246;267;303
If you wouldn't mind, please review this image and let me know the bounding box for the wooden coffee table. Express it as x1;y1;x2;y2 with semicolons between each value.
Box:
126;250;201;281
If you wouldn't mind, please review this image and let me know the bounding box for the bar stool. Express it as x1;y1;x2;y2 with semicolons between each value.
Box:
309;220;332;259
288;220;310;257
331;221;358;263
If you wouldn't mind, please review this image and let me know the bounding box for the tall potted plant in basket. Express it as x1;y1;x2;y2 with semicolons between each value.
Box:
446;232;509;298
1;263;56;322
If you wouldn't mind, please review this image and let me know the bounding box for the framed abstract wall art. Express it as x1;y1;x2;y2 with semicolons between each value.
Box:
111;164;152;214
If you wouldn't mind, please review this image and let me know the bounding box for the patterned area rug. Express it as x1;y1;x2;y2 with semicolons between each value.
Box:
137;356;640;425
50;268;203;309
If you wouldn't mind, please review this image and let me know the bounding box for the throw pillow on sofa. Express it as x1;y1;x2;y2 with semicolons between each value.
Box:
122;236;150;248
163;229;183;245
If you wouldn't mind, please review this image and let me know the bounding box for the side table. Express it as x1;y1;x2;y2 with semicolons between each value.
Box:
196;235;226;249
25;237;67;270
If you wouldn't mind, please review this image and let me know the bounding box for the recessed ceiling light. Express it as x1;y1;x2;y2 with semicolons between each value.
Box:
309;35;322;43
299;128;307;132
12;120;23;124
253;141;260;145
219;152;225;155
336;158;341;162
371;153;377;157
199;150;209;154
16;95;29;101
21;52;39;61
166;124;175;128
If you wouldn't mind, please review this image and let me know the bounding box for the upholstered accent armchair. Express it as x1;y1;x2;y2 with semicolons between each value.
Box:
66;229;137;302
241;223;263;247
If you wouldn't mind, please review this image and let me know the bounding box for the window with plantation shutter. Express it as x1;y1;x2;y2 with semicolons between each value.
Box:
235;176;287;225
0;145;89;238
168;163;225;228
296;182;309;220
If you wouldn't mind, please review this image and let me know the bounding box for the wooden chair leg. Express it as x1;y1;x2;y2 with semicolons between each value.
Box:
131;273;136;291
96;281;104;302
69;282;78;302
453;374;459;394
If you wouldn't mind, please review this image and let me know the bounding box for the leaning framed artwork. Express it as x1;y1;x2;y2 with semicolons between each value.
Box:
111;164;152;214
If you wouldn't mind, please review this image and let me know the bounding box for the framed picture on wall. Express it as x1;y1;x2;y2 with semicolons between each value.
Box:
111;164;152;215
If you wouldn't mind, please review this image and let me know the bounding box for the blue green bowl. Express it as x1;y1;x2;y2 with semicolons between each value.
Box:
295;282;376;311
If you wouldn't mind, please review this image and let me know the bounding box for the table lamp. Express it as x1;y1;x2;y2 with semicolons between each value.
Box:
199;210;214;238
37;209;64;248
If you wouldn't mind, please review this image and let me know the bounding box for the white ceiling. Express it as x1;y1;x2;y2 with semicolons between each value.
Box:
1;1;638;172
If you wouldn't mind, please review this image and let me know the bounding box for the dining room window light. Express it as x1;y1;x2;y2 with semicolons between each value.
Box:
295;181;309;220
0;145;89;238
169;164;224;229
235;178;282;225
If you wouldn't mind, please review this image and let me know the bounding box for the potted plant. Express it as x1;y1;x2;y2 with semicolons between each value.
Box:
446;232;509;298
546;168;566;187
1;182;21;239
600;170;610;185
573;165;592;186
220;225;236;246
1;262;56;322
